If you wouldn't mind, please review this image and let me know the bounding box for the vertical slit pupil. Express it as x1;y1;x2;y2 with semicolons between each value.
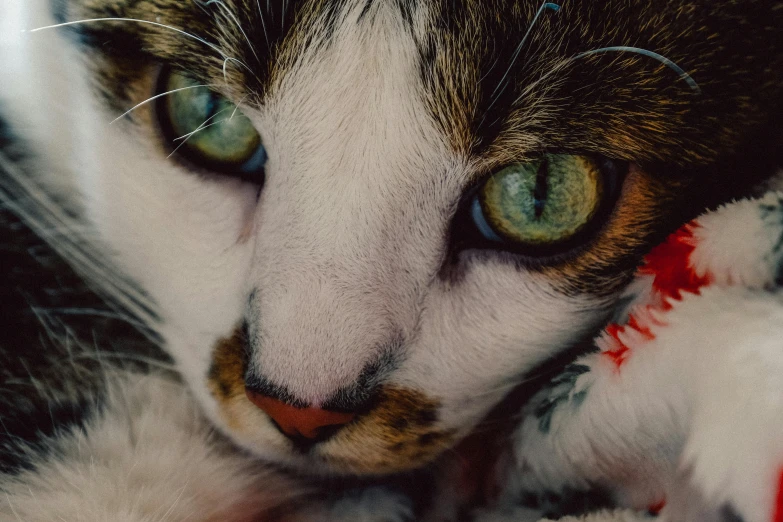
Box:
204;93;218;121
533;157;549;218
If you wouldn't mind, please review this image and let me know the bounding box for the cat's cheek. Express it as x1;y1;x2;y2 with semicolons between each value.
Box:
80;122;260;361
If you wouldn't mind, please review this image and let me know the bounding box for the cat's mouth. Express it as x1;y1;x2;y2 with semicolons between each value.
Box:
206;330;455;475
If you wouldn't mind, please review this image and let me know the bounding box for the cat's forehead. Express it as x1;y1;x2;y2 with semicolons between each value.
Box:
62;0;783;169
56;0;783;295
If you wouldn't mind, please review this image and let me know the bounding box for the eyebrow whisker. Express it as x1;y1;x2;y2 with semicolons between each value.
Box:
486;2;561;112
258;0;272;52
282;0;289;33
30;18;223;58
206;0;264;63
27;17;257;81
573;46;702;94
480;44;699;133
229;93;253;121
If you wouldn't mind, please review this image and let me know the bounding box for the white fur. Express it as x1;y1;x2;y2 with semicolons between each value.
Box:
1;0;611;473
10;1;781;520
0;372;309;522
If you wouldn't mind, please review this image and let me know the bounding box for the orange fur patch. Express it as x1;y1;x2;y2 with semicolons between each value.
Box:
322;386;453;474
207;329;249;428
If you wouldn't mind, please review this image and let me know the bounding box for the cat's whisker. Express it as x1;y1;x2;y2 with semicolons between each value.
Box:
29;17;257;83
4;492;23;522
0;153;160;338
110;84;211;124
221;56;261;86
77;353;177;373
28;18;229;60
173;93;252;165
572;46;701;94
486;1;561;113
173;119;223;142
507;46;700;118
260;1;272;53
168;108;232;157
229;93;253;121
515;58;572;100
478;62;568;130
157;482;190;522
256;0;274;52
476;57;576;130
32;306;149;329
206;0;263;64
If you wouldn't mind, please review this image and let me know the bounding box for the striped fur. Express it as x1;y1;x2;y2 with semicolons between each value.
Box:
1;0;782;519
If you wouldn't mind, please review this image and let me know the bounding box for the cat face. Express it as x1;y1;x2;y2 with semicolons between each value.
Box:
28;0;782;474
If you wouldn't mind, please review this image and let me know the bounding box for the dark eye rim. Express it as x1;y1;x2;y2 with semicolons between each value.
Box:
154;66;266;186
448;155;628;265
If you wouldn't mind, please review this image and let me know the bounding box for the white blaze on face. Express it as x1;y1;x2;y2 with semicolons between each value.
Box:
239;0;607;419
246;1;454;404
10;0;614;470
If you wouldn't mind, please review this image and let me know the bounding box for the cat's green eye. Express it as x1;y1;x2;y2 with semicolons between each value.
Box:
157;69;266;182
471;155;607;252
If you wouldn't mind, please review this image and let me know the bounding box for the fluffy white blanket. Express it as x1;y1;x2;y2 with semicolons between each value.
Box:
478;191;783;522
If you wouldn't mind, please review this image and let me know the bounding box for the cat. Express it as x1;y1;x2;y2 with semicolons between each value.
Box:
1;0;782;519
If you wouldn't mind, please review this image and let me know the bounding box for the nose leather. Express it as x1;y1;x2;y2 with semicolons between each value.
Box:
245;388;356;439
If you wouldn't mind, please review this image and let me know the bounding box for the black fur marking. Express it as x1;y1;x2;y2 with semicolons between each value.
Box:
323;347;399;412
426;1;783;163
759;198;783;284
357;0;416;26
0;107;23;162
390;417;409;431
52;1;148;56
721;504;745;522
534;363;591;434
58;0;304;95
244;372;309;409
411;408;437;427
0;111;168;474
425;2;783;298
246;347;398;412
515;486;614;519
0;397;99;474
357;0;376;22
416;433;436;446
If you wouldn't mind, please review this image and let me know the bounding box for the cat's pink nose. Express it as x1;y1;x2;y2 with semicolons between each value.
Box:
245;388;356;440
